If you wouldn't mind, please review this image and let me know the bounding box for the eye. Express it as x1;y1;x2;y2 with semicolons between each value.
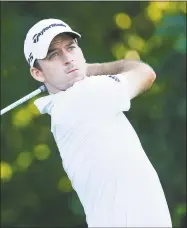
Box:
68;45;76;51
47;52;60;59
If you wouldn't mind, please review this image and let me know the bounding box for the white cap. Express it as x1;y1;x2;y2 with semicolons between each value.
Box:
24;18;81;67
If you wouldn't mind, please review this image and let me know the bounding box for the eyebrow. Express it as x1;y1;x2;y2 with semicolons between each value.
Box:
47;40;76;55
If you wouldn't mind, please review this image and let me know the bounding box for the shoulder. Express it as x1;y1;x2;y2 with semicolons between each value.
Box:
34;95;54;114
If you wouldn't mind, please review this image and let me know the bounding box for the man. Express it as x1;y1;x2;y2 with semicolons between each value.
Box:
24;18;172;227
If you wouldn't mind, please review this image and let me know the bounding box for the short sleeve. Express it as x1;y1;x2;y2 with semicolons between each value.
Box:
83;75;131;113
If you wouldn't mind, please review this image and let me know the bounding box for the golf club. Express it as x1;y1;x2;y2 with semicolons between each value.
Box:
0;85;46;116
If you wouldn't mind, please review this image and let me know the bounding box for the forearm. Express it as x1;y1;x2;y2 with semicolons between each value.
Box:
118;65;156;99
86;59;143;76
86;59;156;100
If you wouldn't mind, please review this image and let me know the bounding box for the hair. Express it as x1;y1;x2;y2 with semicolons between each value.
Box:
33;60;42;71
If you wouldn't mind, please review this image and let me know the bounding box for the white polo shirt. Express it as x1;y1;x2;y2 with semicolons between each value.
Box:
34;75;172;227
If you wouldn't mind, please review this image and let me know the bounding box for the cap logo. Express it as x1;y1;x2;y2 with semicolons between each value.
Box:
32;23;66;43
28;53;33;64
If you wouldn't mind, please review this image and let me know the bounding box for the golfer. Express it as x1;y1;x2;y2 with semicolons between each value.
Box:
24;18;172;227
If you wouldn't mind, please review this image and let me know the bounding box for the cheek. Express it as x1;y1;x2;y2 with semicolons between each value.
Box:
43;63;63;76
41;65;66;83
76;53;86;67
76;48;86;62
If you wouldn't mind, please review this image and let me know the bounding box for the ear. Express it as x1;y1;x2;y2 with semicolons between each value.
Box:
30;67;45;83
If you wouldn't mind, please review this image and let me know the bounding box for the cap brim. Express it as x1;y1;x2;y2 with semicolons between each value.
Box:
34;27;81;60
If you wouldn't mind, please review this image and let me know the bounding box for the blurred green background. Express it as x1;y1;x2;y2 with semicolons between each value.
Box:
1;1;186;227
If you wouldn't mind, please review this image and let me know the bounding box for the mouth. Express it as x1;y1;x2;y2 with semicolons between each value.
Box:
67;68;78;74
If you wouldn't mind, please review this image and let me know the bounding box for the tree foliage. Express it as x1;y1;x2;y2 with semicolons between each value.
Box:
1;2;186;227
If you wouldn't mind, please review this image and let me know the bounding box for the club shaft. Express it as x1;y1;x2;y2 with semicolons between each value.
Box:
0;85;46;116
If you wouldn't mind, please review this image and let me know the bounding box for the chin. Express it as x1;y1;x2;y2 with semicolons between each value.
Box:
75;76;85;82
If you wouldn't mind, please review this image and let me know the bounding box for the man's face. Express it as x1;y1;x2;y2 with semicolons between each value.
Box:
32;34;86;93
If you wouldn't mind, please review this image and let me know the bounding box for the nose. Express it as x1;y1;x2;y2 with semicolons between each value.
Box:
63;52;73;66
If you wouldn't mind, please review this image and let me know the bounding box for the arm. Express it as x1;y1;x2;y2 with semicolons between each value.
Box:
86;59;156;100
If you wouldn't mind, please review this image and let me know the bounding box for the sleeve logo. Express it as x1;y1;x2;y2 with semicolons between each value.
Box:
108;75;120;82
